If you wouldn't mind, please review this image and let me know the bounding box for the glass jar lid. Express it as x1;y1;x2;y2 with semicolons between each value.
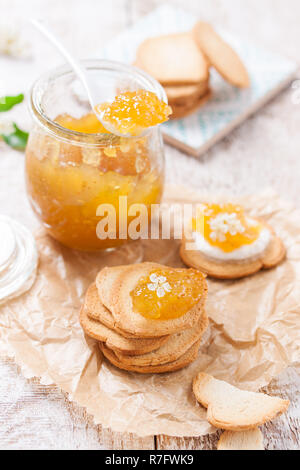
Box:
0;216;38;305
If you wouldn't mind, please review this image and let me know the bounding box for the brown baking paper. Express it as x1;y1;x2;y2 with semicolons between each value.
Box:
0;187;299;437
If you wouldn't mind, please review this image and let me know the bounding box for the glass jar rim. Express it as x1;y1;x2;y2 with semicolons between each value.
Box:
30;59;168;146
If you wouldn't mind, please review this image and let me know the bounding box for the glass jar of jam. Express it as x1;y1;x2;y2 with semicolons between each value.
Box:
25;60;165;251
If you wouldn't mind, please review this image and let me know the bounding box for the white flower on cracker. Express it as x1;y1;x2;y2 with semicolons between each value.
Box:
209;212;245;242
147;273;171;298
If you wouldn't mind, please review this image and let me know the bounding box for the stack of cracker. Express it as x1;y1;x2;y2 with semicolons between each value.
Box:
134;22;250;119
80;263;208;374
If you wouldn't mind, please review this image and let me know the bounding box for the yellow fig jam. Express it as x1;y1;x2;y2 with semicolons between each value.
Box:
131;268;206;320
192;203;263;253
55;112;108;134
25;110;163;251
95;90;172;136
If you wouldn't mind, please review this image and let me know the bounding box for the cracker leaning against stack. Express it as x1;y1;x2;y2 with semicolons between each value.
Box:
80;262;208;374
134;22;250;119
193;373;290;450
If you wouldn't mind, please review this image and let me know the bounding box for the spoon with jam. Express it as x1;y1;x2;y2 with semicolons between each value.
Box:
30;19;172;137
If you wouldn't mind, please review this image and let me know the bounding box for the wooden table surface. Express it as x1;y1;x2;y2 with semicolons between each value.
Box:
0;0;299;450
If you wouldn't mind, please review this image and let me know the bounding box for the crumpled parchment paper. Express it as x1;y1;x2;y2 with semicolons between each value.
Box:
0;187;299;437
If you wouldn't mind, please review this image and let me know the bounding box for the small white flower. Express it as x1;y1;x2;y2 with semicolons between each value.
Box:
149;273;158;283
147;273;172;298
147;283;156;291
208;212;245;243
0;21;31;58
0;119;14;137
156;287;165;298
162;282;171;293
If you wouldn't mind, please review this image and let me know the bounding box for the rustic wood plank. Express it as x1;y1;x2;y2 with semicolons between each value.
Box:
261;367;300;450
0;359;104;449
0;358;154;450
100;429;154;450
156;432;222;451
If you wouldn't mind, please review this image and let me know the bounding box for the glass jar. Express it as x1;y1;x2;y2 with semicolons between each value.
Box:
25;60;165;251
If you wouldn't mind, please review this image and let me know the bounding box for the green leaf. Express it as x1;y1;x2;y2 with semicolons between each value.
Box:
1;123;29;150
0;94;24;112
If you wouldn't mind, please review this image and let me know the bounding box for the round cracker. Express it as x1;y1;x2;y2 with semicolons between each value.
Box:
170;89;212;120
180;222;286;280
103;262;207;338
193;22;250;88
100;339;201;374
133;59;209;105
114;313;208;366
96;265;128;311
193;373;289;431
166;81;208;101
136;33;209;85
80;306;169;355
85;283;137;339
165;80;209;105
217;429;264;451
